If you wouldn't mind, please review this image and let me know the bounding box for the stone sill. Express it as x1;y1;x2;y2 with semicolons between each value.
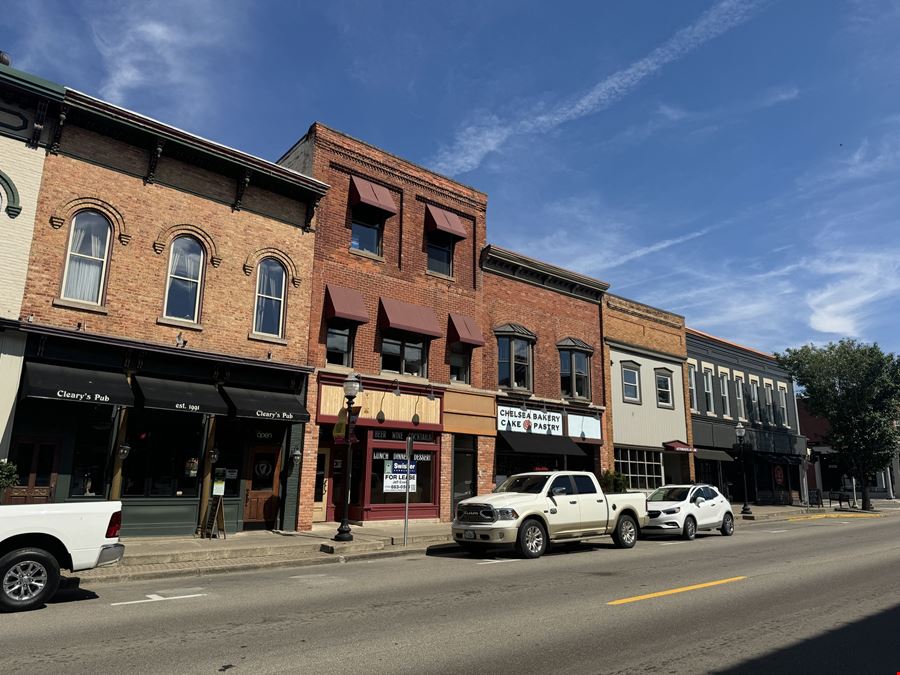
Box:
52;298;109;315
348;247;385;264
157;316;203;332
248;332;288;346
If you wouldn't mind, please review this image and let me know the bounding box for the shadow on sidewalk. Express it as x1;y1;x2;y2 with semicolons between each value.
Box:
714;603;900;673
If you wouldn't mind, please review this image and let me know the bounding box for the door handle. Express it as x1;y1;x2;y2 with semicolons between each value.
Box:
596;499;604;503
569;500;577;504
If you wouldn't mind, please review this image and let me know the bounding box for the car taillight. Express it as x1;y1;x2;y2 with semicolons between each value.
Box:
106;511;122;539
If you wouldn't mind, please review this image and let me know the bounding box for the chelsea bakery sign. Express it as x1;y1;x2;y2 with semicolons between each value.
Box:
497;406;563;435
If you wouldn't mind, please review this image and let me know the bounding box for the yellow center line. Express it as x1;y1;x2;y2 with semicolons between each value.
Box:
607;576;747;605
788;513;883;522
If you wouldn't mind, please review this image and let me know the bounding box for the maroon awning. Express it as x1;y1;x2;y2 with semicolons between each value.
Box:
349;175;397;215
663;440;696;453
425;204;467;239
379;297;442;338
325;284;369;323
448;313;485;346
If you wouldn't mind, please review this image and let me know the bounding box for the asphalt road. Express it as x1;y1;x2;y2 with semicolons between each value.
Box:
3;512;900;674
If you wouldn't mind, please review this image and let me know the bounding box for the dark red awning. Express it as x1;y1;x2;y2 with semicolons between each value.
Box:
325;284;369;323
379;297;442;338
425;204;467;239
448;313;485;346
349;175;397;215
663;440;696;453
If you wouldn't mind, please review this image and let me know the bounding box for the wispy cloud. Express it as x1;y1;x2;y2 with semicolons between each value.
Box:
430;0;769;175
758;84;800;107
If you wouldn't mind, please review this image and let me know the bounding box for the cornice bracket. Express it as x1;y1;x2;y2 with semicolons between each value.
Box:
49;103;68;155
144;138;165;184
29;99;48;149
232;169;251;211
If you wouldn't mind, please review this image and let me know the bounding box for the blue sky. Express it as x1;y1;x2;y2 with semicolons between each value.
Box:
3;0;900;353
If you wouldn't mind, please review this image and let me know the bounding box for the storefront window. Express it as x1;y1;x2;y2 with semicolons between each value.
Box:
69;405;116;498
369;449;434;504
614;447;663;490
122;410;205;498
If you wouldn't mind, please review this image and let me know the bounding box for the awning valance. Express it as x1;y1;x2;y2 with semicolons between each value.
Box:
448;313;485;346
425;204;467;239
663;440;695;453
325;284;369;323
379;297;442;338
134;376;228;415
222;387;309;422
498;431;586;457
695;448;734;463
22;363;134;407
349;175;397;215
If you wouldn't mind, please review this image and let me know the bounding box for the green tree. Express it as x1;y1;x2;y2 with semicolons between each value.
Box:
777;339;900;510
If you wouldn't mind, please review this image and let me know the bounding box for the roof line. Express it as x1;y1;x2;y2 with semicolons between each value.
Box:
686;326;775;359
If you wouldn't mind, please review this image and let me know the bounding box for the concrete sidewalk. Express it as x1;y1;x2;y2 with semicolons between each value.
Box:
71;501;900;584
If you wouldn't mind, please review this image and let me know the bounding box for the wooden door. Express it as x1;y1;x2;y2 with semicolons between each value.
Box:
243;446;281;527
312;447;330;523
4;440;59;505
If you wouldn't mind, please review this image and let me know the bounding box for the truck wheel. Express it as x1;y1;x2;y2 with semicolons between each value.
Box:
0;548;61;613
720;513;735;536
517;519;547;559
612;514;638;549
682;516;697;541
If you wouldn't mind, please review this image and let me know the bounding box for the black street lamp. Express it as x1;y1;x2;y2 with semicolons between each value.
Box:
736;422;752;515
335;373;361;542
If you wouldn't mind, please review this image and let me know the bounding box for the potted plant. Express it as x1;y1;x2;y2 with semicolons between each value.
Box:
0;461;18;505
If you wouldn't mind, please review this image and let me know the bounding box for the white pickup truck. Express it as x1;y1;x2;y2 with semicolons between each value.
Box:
452;471;649;558
0;501;124;612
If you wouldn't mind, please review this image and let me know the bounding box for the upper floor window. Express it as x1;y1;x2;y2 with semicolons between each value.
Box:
750;380;760;420
164;236;204;322
326;322;355;367
703;368;714;413
719;372;731;417
253;258;286;337
622;363;641;403
426;230;454;277
559;341;592;399
351;217;382;256
496;324;535;392
778;386;789;426
655;369;673;408
449;342;471;384
62;210;111;305
765;384;775;424
688;364;698;411
735;376;746;419
381;333;427;377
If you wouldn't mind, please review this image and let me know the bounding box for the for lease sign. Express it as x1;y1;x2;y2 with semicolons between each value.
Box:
383;460;416;493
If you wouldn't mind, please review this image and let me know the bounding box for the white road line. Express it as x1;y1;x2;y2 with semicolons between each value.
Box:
476;559;519;565
289;573;329;579
766;530;788;533
659;542;684;546
110;593;207;606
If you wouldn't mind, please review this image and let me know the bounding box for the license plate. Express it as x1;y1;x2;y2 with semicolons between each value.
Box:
464;530;475;540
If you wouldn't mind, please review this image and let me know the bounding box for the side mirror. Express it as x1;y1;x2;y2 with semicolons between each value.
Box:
695;496;706;505
551;487;567;497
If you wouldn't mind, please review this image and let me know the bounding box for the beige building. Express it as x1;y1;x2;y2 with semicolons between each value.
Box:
0;62;65;459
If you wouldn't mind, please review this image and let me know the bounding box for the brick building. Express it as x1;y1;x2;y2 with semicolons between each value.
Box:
602;294;694;489
279;123;493;529
5;86;328;536
0;62;64;461
481;246;608;484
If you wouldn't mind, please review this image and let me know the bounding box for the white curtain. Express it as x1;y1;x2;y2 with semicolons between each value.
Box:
64;215;108;303
171;237;202;281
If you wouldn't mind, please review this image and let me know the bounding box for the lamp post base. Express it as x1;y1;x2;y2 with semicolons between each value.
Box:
334;521;353;542
740;503;753;515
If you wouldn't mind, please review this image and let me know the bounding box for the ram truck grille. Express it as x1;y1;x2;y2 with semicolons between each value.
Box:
456;504;497;523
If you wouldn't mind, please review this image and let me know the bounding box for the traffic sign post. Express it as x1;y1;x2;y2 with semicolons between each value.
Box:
403;434;413;546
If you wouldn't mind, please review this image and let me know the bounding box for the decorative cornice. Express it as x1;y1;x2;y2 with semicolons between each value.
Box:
29;99;47;148
481;244;609;303
604;338;687;364
605;295;683;330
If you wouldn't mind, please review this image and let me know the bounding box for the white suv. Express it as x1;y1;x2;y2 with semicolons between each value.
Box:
643;484;734;540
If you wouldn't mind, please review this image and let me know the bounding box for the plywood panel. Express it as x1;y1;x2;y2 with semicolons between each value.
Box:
319;385;440;425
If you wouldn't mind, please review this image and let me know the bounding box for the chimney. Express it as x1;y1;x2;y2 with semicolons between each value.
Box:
0;51;10;67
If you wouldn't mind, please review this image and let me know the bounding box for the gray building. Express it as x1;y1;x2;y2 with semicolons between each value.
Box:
687;328;807;505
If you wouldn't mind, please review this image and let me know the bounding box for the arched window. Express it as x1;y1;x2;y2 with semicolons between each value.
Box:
61;210;111;304
254;258;286;336
164;236;204;322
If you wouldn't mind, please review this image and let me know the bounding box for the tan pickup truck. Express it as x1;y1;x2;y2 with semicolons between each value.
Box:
452;471;649;558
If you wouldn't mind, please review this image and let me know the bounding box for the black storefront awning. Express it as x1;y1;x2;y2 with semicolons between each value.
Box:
134;376;228;415
754;451;804;465
696;448;734;463
498;431;586;457
222;387;310;422
22;362;134;407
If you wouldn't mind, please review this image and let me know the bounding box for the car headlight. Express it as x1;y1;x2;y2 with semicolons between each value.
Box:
663;506;681;515
496;508;519;520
